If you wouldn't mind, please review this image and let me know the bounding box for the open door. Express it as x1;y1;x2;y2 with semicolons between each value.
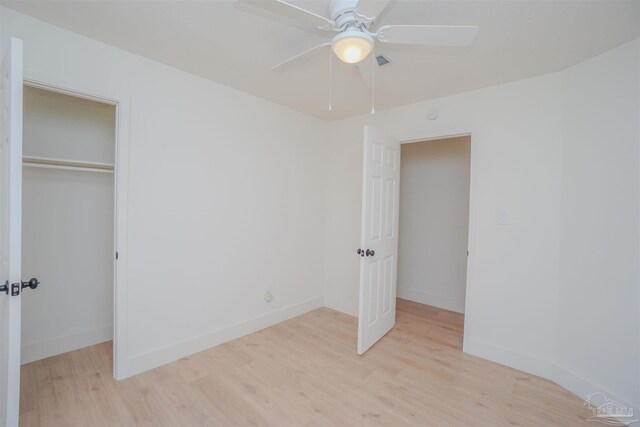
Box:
0;37;23;427
357;126;400;355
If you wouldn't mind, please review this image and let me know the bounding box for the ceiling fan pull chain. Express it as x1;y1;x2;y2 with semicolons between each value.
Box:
328;49;333;111
370;52;375;114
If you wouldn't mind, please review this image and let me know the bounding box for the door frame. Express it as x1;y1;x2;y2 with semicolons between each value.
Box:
22;78;130;380
399;129;475;352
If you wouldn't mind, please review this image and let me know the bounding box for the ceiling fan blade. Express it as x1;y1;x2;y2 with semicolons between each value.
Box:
377;25;479;47
239;0;334;29
271;42;332;72
354;0;391;21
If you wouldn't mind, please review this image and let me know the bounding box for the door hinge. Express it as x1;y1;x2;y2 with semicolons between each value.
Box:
115;251;119;260
467;250;469;256
0;280;7;295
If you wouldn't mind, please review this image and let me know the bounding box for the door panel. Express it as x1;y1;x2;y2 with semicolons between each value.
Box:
357;126;400;355
0;37;23;427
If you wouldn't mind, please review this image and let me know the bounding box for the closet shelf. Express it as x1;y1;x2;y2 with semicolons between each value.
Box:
22;156;114;174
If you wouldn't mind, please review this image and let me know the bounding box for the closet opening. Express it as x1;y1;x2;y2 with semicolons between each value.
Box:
397;135;471;347
20;84;117;370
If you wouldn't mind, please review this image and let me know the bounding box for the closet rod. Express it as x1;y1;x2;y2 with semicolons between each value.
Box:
22;155;114;174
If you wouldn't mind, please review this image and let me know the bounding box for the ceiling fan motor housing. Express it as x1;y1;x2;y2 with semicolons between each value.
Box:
329;0;361;29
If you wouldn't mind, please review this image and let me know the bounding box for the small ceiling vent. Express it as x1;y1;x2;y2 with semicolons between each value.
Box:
375;54;391;67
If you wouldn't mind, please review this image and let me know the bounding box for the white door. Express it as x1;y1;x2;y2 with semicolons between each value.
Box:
0;37;23;427
357;126;400;355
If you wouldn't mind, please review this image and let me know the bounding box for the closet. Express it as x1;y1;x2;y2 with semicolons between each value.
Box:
21;85;116;364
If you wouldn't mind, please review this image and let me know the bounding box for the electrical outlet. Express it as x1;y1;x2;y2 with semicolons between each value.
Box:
264;291;273;303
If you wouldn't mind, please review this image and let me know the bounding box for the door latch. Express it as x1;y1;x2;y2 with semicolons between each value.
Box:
0;278;40;296
1;280;20;296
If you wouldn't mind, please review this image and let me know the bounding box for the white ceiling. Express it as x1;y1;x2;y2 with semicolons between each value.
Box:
3;0;639;120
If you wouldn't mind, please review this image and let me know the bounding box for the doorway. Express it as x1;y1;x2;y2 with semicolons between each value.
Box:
20;85;117;367
397;136;471;315
356;128;474;354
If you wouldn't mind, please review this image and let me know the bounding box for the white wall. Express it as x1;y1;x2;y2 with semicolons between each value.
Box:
1;6;327;378
555;40;640;410
324;72;564;377
4;3;637;412
397;137;470;313
21;86;115;364
323;38;640;411
22;168;114;363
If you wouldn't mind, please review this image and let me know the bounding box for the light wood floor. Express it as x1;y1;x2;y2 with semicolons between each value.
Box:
20;299;592;426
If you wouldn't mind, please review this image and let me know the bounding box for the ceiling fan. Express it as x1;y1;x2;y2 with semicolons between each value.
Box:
240;0;479;71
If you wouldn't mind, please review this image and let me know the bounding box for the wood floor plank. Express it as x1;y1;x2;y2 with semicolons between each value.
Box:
20;298;592;426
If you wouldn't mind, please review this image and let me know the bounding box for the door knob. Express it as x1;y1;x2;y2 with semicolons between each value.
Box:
21;278;39;291
366;249;375;257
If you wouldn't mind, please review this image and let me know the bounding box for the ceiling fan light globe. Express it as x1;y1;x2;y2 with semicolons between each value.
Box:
343;46;364;63
332;30;373;64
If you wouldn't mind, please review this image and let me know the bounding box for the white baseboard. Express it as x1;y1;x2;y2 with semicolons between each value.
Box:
397;287;465;313
553;364;638;419
464;339;638;421
463;338;554;379
118;296;323;379
21;325;112;364
323;298;357;317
